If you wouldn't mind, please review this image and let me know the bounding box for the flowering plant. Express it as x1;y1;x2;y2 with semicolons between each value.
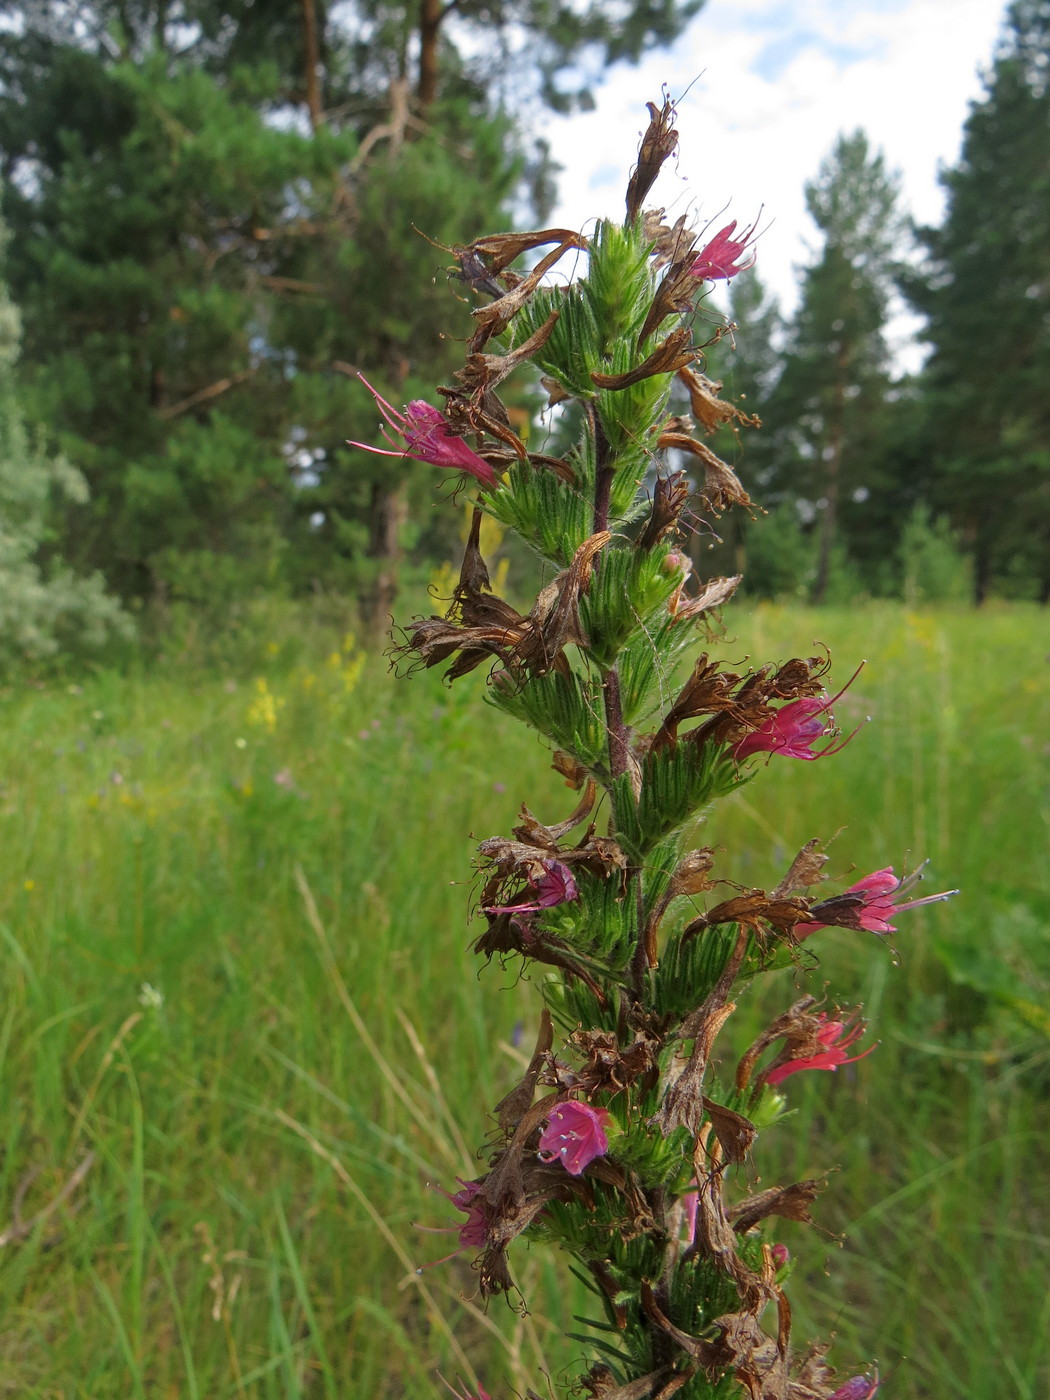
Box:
361;97;954;1400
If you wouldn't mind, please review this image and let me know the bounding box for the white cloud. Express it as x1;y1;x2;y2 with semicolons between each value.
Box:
541;0;1009;316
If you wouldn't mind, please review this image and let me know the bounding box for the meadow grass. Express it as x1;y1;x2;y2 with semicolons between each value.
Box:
0;601;1046;1399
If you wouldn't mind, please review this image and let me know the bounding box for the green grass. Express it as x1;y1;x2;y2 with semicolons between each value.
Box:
0;601;1046;1398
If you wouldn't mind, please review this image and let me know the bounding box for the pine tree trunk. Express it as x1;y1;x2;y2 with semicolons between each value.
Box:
359;5;442;638
360;479;408;640
301;0;323;129
973;539;991;606
812;347;847;604
417;0;442;111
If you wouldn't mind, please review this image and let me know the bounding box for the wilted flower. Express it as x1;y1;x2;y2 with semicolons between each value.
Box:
486;859;578;915
349;376;499;489
806;866;958;936
764;1013;874;1087
829;1375;879;1400
538;1101;611;1175
689;219;759;281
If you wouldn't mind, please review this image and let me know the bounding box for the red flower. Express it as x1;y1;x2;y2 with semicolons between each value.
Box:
765;1013;874;1087
485;859;578;915
806;866;958;936
537;1102;611;1175
689;219;759;281
349;375;499;489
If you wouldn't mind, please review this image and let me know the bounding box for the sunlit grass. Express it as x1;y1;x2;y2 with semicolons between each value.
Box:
0;601;1046;1397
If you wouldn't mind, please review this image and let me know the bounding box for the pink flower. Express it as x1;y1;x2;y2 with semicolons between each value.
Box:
444;1382;493;1400
806;866;958;936
538;1101;611;1175
764;1013;875;1087
681;1183;699;1242
446;1179;488;1248
732;696;835;761
485;859;578;915
733;665;864;762
417;1178;488;1267
829;1376;879;1400
771;1243;790;1268
689;219;759;281
349;375;499;490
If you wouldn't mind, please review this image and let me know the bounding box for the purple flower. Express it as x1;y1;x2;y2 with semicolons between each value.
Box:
829;1375;879;1400
765;1014;875;1087
348;375;499;490
538;1102;611;1175
689;219;759;281
486;859;578;915
806;866;958;936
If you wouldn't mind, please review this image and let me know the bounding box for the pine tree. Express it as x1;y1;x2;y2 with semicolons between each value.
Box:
0;1;707;624
761;132;903;602
909;0;1050;601
694;270;784;592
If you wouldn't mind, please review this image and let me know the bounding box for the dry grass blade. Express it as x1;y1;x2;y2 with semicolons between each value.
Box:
65;1012;143;1165
272;1106;478;1387
0;1153;96;1248
395;1007;476;1178
294;863;461;1173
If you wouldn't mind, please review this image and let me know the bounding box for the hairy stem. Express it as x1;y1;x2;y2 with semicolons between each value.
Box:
592;407;630;783
592;412;613;536
602;669;629;780
628;877;649;1005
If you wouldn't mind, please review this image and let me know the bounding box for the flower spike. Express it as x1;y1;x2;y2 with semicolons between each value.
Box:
389;97;943;1399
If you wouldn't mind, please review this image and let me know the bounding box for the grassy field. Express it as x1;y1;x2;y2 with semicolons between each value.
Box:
0;601;1046;1399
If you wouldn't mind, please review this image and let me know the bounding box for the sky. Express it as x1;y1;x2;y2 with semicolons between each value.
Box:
539;0;1010;342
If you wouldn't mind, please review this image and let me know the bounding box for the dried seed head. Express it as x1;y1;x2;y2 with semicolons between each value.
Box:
626;96;679;224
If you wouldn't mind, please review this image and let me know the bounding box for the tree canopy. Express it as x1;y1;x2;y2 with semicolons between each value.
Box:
909;0;1050;600
0;0;705;620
